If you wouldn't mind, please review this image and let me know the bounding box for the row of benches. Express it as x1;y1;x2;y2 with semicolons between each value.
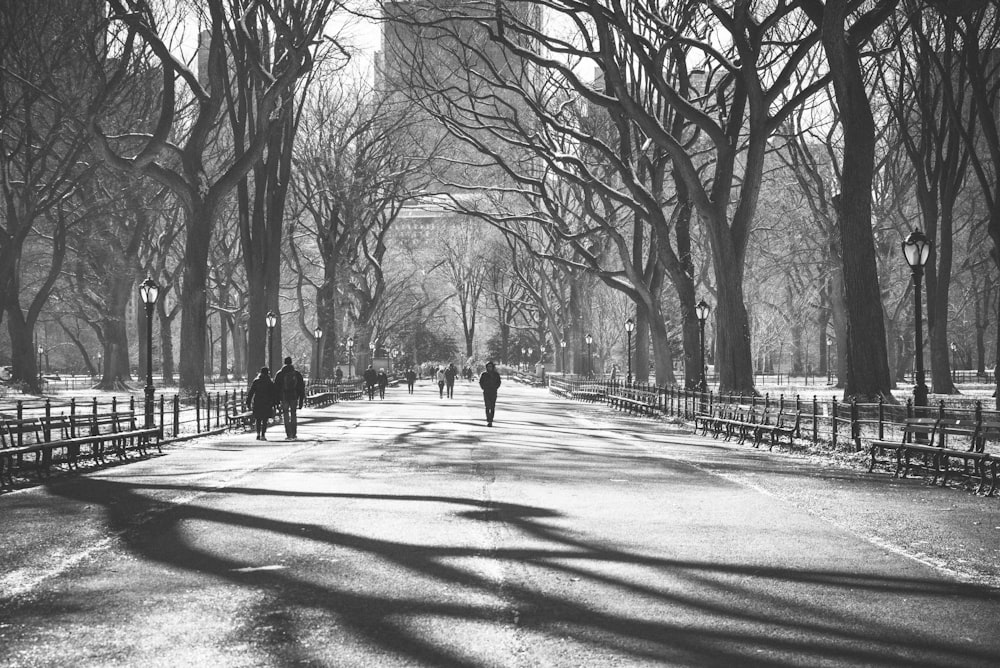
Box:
869;417;998;495
0;411;161;489
695;404;801;451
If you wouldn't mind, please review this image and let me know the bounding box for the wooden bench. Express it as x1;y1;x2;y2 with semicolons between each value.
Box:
607;389;658;417
0;411;160;488
226;400;255;431
571;388;604;403
730;406;770;446
305;385;338;408
868;417;938;475
976;421;999;496
753;409;802;450
927;418;993;493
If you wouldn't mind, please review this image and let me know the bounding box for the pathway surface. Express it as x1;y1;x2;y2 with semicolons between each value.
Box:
1;380;999;667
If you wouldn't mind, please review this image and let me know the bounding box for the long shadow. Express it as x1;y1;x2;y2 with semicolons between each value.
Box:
5;475;997;666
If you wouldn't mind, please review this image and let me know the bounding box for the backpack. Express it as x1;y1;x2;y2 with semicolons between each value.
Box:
281;369;298;395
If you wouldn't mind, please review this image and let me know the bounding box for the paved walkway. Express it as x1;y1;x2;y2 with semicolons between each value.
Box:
0;379;998;667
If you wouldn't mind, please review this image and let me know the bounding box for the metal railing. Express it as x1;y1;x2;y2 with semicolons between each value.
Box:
547;377;1000;455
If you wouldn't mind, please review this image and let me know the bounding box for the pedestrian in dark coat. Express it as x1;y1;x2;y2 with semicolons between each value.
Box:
405;367;417;394
377;369;388;399
273;356;306;440
445;363;457;398
363;364;378;400
246;367;277;440
479;361;502;426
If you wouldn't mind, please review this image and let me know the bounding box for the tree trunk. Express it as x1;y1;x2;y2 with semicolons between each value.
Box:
822;3;895;402
178;204;213;395
713;257;755;395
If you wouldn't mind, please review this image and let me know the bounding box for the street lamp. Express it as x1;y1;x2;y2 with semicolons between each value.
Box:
902;229;931;409
585;334;593;377
826;336;833;384
314;327;323;381
265;311;277;372
37;345;44;388
521;347;526;371
369;340;376;370
346;336;354;378
695;300;710;393
560;339;567;374
624;317;635;385
139;276;159;428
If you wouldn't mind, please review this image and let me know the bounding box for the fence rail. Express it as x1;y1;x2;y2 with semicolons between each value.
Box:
548;377;1000;455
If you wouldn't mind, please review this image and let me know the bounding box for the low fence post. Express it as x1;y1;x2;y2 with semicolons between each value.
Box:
878;396;885;441
159;394;165;435
832;397;839;449
173;395;180;437
850;399;860;452
196;393;202;433
43;399;52;442
812;395;818;443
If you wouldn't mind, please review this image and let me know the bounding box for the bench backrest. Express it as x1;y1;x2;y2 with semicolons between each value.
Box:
900;417;939;443
934;418;978;451
0;418;44;447
976;420;1000;454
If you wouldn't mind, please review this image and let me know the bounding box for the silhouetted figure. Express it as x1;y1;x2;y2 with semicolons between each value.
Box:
246;367;277;440
273;356;305;440
479;361;502;427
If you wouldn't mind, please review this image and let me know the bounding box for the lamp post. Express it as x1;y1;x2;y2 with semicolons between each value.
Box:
624;317;635;385
139;276;159;429
521;347;526;371
265;311;277;372
826;336;833;384
313;327;323;381
585;334;592;378
369;340;376;370
695;300;710;393
37;345;44;388
347;336;354;378
560;339;567;374
902;229;931;409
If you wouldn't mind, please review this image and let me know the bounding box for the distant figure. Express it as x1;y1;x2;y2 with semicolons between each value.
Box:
246;367;277;441
445;363;457;399
436;366;446;398
334;368;343;386
364;364;377;400
273;356;305;440
405;367;417;394
377;369;388;399
479;361;502;427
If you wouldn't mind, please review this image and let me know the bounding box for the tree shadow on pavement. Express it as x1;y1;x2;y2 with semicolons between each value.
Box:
5;473;996;667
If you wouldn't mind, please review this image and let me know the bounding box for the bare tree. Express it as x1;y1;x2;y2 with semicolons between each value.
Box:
0;0;102;391
89;0;332;393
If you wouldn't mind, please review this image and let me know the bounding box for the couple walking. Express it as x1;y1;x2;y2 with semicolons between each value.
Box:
246;357;306;440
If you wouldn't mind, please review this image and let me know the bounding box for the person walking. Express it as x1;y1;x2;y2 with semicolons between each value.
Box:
445;363;457;399
436;366;446;398
377;368;388;399
246;367;277;440
273;356;306;440
479;361;502;427
405;367;417;394
363;364;377;400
